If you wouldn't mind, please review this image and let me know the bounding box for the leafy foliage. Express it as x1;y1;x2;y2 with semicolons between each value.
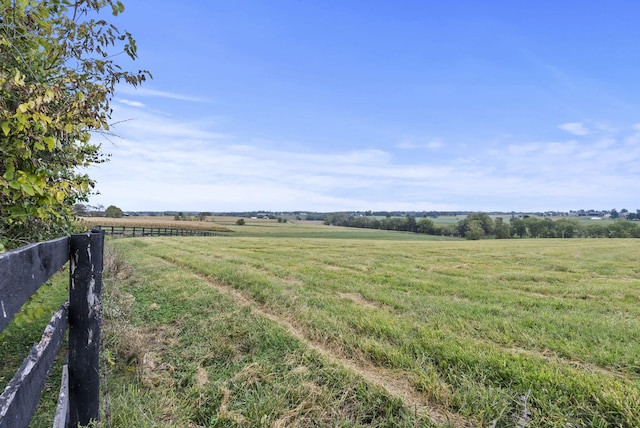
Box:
197;212;211;221
457;212;494;239
105;204;123;218
324;213;454;236
0;0;149;250
325;211;640;240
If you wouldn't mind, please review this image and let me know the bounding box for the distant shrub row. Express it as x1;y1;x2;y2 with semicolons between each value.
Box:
324;213;640;240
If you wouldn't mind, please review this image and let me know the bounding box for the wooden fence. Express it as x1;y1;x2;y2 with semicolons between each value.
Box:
0;230;104;428
96;225;225;237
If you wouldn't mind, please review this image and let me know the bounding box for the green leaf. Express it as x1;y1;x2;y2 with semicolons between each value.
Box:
21;183;35;196
0;0;149;248
112;1;125;15
43;136;56;151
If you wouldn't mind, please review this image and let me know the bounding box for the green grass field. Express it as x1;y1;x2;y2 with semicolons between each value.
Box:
99;220;640;427
3;219;639;426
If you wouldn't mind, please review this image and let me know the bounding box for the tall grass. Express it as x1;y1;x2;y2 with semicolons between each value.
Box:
61;213;638;427
102;239;436;427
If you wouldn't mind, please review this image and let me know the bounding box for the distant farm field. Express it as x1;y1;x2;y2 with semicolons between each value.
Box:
102;221;640;427
80;215;233;232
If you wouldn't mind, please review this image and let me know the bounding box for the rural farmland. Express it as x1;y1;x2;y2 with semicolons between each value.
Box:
91;219;640;427
4;2;640;427
2;218;639;426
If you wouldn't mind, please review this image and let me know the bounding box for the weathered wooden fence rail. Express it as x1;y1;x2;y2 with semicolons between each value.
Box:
96;225;225;237
0;230;104;428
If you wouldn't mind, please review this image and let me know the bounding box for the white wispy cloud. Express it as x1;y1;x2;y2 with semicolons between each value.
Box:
88;105;640;212
623;123;640;146
558;122;590;136
118;99;146;108
117;86;208;103
396;138;444;150
105;104;230;142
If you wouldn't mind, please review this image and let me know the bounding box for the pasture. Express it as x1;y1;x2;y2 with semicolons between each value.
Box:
100;219;640;427
3;219;639;426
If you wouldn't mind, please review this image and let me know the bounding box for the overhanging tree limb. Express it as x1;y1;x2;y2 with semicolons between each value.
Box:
0;0;150;250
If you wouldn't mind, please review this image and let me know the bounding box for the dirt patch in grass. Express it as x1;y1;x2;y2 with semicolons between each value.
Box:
338;292;386;310
452;263;471;269
195;366;208;388
187;269;474;427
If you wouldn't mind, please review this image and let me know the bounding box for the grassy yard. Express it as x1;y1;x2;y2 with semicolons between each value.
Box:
3;219;639;426
100;220;640;427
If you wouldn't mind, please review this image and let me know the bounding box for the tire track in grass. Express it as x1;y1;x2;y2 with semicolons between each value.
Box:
157;255;473;427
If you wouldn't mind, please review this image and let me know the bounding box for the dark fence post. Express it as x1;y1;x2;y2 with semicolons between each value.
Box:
68;230;104;427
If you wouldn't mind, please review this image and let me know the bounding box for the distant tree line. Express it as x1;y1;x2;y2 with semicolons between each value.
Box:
507;216;640;239
324;213;449;235
174;212;211;221
324;212;640;239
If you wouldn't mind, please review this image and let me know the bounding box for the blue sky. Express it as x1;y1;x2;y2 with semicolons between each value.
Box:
88;0;640;212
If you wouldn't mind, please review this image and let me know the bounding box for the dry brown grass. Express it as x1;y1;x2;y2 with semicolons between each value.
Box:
79;216;231;232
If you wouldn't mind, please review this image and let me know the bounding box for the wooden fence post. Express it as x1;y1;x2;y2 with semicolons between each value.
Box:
68;230;104;427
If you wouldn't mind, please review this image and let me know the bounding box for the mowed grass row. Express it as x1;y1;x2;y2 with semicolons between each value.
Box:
106;230;640;427
103;242;430;427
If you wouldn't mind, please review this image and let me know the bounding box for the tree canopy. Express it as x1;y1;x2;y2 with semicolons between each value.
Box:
105;204;122;218
323;211;640;239
0;0;149;250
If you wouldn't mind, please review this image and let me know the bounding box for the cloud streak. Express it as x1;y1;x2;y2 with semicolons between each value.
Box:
396;138;444;150
88;104;640;212
559;122;590;136
117;86;209;103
